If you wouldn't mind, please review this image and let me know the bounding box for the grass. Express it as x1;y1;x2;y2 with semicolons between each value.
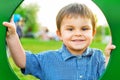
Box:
8;38;107;80
21;38;62;53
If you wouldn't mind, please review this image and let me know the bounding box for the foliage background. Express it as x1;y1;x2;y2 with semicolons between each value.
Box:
15;3;40;33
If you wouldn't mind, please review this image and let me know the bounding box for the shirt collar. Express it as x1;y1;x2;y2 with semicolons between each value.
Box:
82;47;93;57
61;44;75;61
60;44;93;61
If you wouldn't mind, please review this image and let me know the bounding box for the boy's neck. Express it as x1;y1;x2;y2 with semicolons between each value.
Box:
67;47;87;56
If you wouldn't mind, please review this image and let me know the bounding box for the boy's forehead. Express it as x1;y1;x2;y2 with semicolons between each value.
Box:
61;15;93;28
63;15;90;20
61;16;92;26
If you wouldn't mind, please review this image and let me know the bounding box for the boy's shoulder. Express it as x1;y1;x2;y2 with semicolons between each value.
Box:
90;48;103;53
37;49;61;57
88;47;105;59
25;50;61;61
86;47;104;57
88;47;103;53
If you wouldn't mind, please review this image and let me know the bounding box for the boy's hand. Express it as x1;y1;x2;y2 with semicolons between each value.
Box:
104;40;116;57
104;39;116;66
3;18;16;37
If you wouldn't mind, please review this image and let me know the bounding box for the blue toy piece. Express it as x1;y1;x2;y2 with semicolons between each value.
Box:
0;0;24;80
14;14;22;23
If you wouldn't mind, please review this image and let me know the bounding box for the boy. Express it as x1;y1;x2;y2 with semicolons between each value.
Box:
3;3;115;80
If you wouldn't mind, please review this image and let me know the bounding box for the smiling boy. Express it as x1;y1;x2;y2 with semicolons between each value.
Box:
3;3;115;80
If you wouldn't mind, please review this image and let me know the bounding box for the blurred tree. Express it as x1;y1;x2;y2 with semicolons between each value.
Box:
15;3;40;33
97;26;111;36
94;25;111;42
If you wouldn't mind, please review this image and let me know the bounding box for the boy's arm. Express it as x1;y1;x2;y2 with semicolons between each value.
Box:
3;19;26;69
104;40;116;66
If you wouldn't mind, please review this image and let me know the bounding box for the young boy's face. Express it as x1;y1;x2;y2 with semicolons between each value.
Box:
56;16;96;55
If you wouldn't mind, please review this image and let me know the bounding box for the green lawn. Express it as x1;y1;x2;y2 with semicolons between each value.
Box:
9;38;107;80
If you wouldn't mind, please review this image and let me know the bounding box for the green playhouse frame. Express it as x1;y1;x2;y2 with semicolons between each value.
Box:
0;0;120;80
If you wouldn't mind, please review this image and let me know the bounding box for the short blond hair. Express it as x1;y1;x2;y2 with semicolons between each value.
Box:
56;3;96;32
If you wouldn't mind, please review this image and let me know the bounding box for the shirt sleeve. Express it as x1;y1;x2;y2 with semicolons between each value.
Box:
21;51;43;79
97;50;106;78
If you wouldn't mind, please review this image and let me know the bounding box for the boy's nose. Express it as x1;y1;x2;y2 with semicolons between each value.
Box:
74;30;82;36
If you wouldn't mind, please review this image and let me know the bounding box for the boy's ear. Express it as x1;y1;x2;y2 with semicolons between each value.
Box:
56;30;62;40
93;29;96;37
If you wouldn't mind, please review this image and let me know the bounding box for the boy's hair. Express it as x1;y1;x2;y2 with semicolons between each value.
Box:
56;3;96;32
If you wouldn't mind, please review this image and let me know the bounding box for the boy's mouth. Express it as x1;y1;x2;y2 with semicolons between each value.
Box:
72;39;85;42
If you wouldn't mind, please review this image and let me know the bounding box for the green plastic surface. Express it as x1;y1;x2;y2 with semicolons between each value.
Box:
93;0;120;80
0;0;23;80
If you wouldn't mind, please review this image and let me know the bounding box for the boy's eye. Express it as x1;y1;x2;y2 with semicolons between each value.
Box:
82;27;88;31
67;28;73;31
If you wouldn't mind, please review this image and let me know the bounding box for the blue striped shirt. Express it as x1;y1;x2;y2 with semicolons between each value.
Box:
22;45;105;80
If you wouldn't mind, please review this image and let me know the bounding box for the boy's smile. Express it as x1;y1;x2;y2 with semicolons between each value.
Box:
57;16;96;55
71;38;86;45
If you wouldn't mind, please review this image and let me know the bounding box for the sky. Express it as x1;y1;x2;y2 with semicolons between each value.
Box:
22;0;108;33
